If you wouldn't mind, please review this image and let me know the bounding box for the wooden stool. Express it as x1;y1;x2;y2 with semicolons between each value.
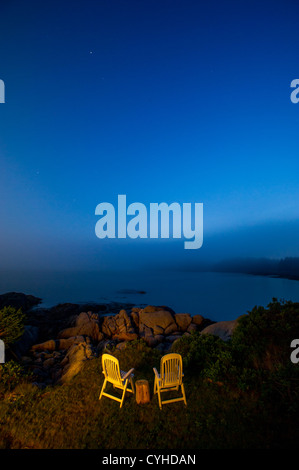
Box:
135;379;150;404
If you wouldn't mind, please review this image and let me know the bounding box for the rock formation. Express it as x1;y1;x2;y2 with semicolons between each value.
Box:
16;303;217;387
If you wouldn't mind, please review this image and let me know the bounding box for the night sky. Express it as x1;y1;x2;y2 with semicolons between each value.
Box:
1;0;299;271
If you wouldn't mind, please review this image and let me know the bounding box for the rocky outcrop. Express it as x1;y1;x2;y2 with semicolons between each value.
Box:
29;304;208;358
26;303;211;387
192;315;204;326
58;312;104;342
12;325;39;358
102;309;138;341
25;301;111;342
59;341;94;384
139;309;177;335
0;292;41;312
31;335;85;352
136;308;181;346
200;319;239;342
175;313;192;331
28;337;94;386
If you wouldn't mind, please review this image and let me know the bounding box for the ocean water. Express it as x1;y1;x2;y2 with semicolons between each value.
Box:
1;269;299;322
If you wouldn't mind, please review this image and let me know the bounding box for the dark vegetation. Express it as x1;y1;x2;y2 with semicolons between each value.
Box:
0;306;25;348
0;299;298;449
213;256;299;280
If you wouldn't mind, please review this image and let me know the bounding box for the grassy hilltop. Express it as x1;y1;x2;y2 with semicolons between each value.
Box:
0;299;298;449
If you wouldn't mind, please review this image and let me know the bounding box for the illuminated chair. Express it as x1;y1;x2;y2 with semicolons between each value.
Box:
99;353;135;408
153;353;187;409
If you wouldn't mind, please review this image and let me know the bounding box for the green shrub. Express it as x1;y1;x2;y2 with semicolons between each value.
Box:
259;362;299;413
173;299;299;393
0;306;25;348
172;333;235;382
232;298;299;370
0;361;29;393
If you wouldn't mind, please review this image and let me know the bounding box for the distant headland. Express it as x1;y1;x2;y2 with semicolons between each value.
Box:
182;257;299;281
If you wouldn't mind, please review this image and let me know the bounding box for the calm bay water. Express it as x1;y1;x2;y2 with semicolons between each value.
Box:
0;269;299;322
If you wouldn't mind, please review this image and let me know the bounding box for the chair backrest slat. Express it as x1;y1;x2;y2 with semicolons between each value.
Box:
102;354;122;386
160;353;183;387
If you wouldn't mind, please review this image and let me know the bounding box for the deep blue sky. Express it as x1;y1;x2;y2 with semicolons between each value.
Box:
0;0;299;271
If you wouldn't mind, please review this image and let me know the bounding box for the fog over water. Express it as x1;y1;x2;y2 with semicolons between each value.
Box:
1;219;299;321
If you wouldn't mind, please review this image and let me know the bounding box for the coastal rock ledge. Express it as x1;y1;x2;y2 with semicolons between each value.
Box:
23;304;226;386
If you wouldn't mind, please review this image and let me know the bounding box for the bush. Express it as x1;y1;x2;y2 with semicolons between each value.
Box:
231;298;299;370
0;361;29;393
172;333;235;382
260;362;299;411
0;306;25;348
172;299;299;394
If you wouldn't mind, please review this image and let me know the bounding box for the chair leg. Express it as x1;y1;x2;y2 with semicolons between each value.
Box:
153;376;157;395
157;388;162;410
130;376;135;395
99;378;107;400
181;383;187;406
120;380;128;408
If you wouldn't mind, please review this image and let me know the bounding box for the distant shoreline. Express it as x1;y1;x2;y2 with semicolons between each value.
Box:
210;270;299;282
208;256;299;283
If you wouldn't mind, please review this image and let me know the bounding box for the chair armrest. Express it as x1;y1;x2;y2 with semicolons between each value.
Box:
153;367;160;378
122;368;134;381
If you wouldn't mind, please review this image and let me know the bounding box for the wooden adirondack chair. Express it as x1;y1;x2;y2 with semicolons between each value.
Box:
153;353;187;409
99;353;135;408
